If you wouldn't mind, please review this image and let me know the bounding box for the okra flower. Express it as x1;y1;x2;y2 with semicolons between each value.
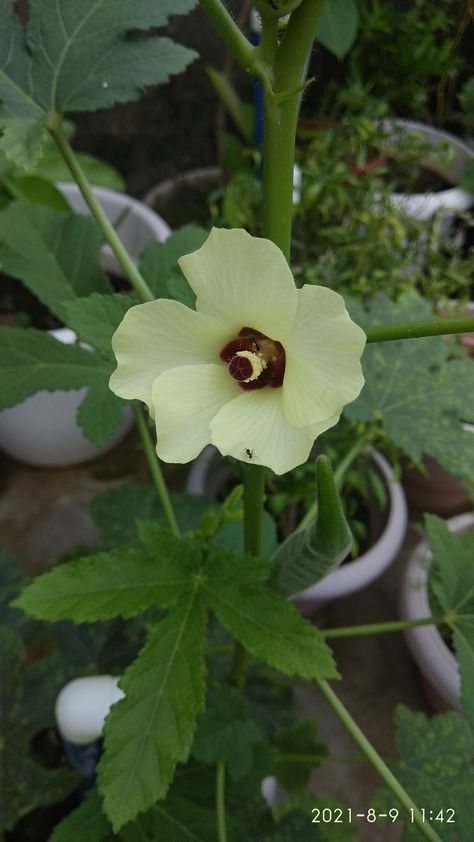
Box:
109;228;365;475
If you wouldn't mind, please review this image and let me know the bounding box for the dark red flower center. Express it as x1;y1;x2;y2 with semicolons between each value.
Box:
219;327;286;391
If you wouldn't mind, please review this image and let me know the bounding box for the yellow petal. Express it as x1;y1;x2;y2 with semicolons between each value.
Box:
283;285;366;427
109;299;229;410
211;388;340;475
151;363;239;463
178;228;297;342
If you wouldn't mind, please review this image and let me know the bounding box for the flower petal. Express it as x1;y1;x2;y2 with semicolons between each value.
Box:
151;363;240;463
109;299;229;409
211;388;341;475
178;228;297;342
282;285;366;427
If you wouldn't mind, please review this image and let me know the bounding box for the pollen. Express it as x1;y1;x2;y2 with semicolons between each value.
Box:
229;351;267;383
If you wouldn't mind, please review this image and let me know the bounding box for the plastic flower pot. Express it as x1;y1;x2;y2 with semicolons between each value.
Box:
0;186;170;467
58;182;171;274
399;512;474;714
383;120;474;227
186;448;408;613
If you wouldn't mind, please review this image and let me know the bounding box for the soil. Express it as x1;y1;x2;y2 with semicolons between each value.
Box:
0;272;61;330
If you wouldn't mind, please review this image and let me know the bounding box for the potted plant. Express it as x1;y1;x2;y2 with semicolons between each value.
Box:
0;184;170;467
2;2;474;841
400;512;474;715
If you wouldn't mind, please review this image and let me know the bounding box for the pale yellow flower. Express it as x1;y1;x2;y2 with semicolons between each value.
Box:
109;228;365;475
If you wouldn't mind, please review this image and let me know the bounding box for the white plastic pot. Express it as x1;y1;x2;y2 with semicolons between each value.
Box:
0;186;170;467
293;450;408;614
399;512;474;714
383;120;474;224
58;183;171;274
186;448;408;613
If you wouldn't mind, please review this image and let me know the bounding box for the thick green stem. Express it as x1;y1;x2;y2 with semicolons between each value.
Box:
322;616;437;639
49;124;154;304
260;0;326;255
133;407;180;537
365;315;474;343
315;680;443;842
216;762;228;842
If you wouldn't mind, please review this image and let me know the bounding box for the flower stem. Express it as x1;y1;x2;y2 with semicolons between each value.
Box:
216;762;228;842
133;406;180;537
261;0;326;257
322;616;437;639
315;680;443;842
49;124;154;304
365;315;474;343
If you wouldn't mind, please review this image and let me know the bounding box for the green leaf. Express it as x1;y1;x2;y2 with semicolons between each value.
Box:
0;116;48;171
75;382;127;447
273;720;327;794
35;151;125;191
123;795;218;842
0;628;79;831
90;482;226;548
0;326;109;408
3;174;71;209
315;0;359;60
346;293;474;483
270;456;352;598
48;789;112;842
97;593;207;831
372;706;474;841
425;515;474;724
0;1;197;126
0;325;124;445
203;563;338;681
63;293;136;361
139;224;209;301
14;527;203;622
461;159;474;194
0;202;111;322
192;685;264;781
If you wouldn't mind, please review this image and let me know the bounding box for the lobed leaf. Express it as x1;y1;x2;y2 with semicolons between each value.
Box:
14;528;203;622
97;593;207;831
373;706;474;841
203;578;338;681
346;293;474;483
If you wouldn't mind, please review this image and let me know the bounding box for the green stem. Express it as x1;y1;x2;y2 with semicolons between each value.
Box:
260;2;326;255
365;315;474;343
322;616;437;639
216;762;228;842
315;680;443;842
49;124;154;304
198;0;256;72
133;406;180;537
